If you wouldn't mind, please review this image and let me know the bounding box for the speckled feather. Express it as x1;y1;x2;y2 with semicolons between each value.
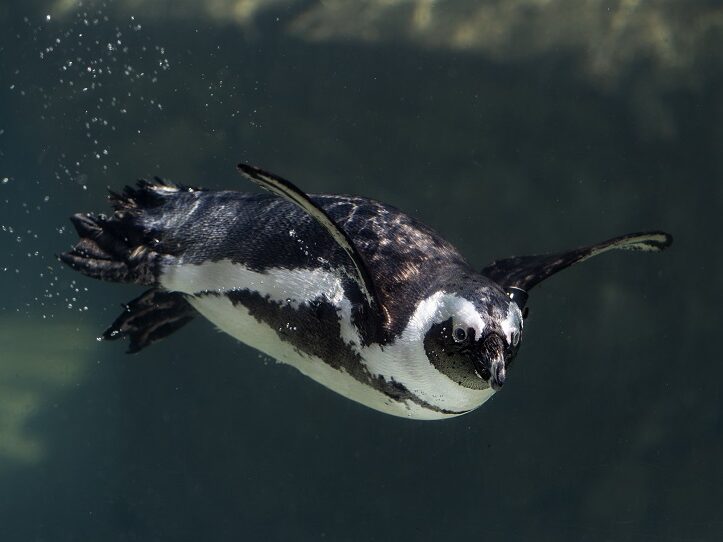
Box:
104;183;476;342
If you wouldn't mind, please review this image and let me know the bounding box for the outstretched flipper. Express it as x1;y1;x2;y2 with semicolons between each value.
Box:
237;163;382;314
482;231;673;292
104;289;196;353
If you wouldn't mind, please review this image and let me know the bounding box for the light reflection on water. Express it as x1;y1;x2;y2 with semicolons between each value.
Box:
0;317;94;466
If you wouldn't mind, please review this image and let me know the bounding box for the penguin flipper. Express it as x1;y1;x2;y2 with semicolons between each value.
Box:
103;288;196;353
482;231;673;292
236;163;381;314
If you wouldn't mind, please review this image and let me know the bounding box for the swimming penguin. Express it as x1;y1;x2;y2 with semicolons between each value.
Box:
59;164;672;420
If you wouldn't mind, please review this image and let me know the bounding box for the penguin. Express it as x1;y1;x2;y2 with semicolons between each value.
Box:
59;164;672;420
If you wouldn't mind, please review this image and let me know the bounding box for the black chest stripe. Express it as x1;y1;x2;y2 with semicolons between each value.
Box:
199;289;465;415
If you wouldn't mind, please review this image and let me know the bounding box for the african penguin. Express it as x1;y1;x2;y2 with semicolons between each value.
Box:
59;164;673;420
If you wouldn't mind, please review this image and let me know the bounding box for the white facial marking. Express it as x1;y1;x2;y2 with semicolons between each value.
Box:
448;296;487;339
500;301;523;345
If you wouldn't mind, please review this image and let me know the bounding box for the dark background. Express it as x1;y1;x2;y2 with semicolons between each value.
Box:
0;1;721;540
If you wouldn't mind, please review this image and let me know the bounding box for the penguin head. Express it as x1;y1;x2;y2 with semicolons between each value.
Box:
421;281;524;391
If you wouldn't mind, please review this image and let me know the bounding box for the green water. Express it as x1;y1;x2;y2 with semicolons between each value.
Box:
0;1;721;540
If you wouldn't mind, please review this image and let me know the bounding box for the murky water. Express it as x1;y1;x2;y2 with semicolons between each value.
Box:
1;1;721;540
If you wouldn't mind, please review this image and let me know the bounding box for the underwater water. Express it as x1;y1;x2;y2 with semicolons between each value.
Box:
1;0;721;540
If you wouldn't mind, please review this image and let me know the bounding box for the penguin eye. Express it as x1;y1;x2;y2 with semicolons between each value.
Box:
453;327;467;342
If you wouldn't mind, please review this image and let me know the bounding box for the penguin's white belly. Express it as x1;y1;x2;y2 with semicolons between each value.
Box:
188;295;448;419
162;260;495;420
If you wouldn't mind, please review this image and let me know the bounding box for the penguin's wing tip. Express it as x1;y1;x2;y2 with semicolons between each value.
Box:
625;231;673;251
236;163;257;176
482;229;674;291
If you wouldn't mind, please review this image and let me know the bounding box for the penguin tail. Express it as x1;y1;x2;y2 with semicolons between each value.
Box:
58;178;191;285
58;211;161;285
59;215;196;352
59;179;203;352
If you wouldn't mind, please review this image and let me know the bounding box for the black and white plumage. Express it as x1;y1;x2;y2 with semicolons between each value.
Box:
60;164;673;420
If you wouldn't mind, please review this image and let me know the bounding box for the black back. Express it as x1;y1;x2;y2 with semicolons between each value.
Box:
121;185;474;340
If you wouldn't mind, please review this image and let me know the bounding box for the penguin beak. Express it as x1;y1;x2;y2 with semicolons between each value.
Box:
489;356;506;391
478;333;507;390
